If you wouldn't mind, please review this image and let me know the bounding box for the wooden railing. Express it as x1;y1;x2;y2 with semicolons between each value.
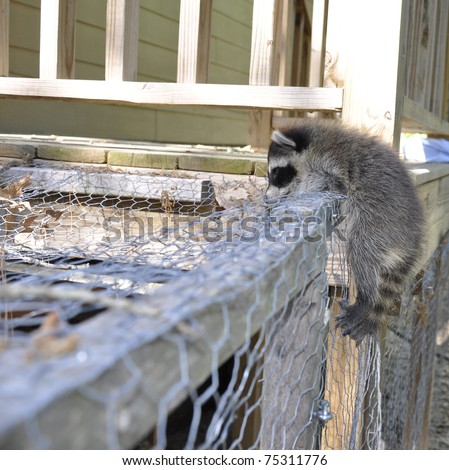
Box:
1;1;448;143
0;0;342;146
401;0;449;135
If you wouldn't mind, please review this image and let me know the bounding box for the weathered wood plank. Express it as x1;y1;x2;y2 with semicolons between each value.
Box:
404;0;417;99
0;143;35;160
0;78;344;111
0;166;215;203
108;151;178;169
249;0;277;85
304;0;313;24
409;163;449;186
408;0;427;104
420;175;449;264
0;0;9;76
429;235;449;449
290;7;304;88
39;0;76;79
38;145;107;163
261;273;327;449
429;1;448;117
105;0;140;81
325;233;349;288
272;0;293;88
322;285;362;450
272;0;295;123
319;2;403;447
402;96;449;136
229;333;263;449
178;154;253;175
177;0;212;83
402;302;437;449
422;0;438;112
248;110;272;149
4;260;163;295
326;0;406;148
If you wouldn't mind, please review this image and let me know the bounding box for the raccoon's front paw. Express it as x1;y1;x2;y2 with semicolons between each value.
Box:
336;301;378;345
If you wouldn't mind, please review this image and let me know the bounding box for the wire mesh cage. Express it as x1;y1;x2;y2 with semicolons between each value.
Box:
0;160;441;450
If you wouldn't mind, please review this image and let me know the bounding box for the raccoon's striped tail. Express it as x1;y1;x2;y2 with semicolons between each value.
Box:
373;271;404;317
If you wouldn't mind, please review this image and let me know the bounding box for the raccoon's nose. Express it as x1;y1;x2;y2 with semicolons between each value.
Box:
265;185;277;201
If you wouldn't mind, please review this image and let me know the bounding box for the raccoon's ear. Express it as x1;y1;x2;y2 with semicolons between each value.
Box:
271;130;296;149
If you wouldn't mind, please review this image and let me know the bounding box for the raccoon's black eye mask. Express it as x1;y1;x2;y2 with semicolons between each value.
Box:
268;164;297;188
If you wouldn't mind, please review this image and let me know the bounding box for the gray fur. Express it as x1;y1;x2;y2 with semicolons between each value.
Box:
266;119;425;343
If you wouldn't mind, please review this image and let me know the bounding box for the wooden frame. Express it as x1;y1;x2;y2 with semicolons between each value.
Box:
0;0;344;145
403;96;449;136
326;0;407;147
0;0;448;142
0;78;343;111
292;1;312;88
177;0;212;83
40;0;77;79
105;0;140;81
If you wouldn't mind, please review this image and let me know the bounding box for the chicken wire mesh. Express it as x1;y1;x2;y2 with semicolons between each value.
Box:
0;160;440;450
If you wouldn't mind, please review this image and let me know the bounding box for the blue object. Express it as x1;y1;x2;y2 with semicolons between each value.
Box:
403;137;449;163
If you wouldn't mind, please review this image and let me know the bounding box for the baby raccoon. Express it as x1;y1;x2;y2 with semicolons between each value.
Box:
266;119;424;343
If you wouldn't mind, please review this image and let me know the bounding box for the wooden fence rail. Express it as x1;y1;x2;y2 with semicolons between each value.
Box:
0;0;339;146
0;77;342;110
1;0;449;140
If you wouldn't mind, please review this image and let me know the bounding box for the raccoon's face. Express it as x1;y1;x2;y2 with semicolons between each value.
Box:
266;127;347;199
266;129;313;199
266;160;299;199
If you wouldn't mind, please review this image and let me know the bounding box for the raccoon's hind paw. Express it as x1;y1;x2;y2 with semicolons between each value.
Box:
336;300;379;345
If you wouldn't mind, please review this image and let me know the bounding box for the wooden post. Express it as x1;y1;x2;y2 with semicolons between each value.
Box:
402;298;436;449
272;0;295;122
177;0;212;84
273;0;293;88
428;1;448;117
322;0;409;449
105;0;140;81
322;287;363;450
261;273;328;449
249;0;278;86
229;333;264;449
39;0;77;79
0;0;9;77
308;0;328;87
248;0;279;148
326;0;408;148
291;10;305;87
